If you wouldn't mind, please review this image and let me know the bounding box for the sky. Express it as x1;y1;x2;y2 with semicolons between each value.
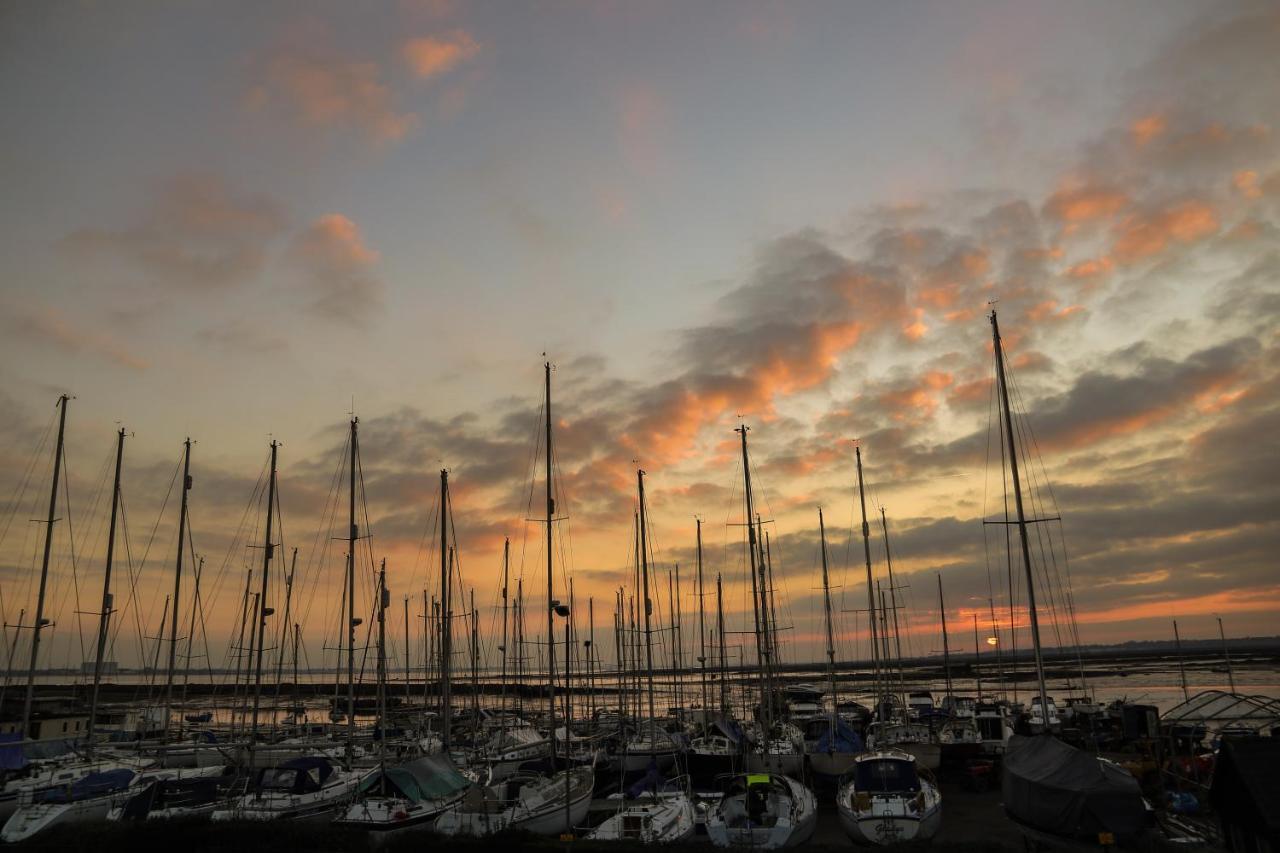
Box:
0;1;1277;676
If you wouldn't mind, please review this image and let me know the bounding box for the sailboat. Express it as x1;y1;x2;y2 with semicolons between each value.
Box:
335;559;471;837
588;469;696;843
706;425;816;849
987;310;1151;848
934;575;983;761
806;508;863;782
435;362;594;837
212;433;370;822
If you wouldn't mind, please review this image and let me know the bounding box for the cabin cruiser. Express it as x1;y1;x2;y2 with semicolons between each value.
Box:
906;692;935;720
211;755;369;822
1029;696;1062;732
974;702;1013;754
706;772;817;849
434;766;594;837
837;749;942;845
865;720;940;770
334;755;470;837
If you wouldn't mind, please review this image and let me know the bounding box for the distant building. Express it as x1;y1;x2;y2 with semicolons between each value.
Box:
1210;738;1280;853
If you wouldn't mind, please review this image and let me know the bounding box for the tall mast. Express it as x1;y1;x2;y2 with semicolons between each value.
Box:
1217;617;1235;693
439;470;452;752
880;508;906;704
667;568;678;712
696;519;708;713
21;394;68;737
470;589;479;731
162;439;192;738
87;427;125;755
346;418;359;769
737;425;774;735
818;508;838;739
500;539;510;713
716;573;728;713
973;613;983;700
403;596;411;703
587;597;596;721
937;574;953;699
674;564;684;712
274;548;298;710
764;527;779;663
637;470;657;724
854;445;881;717
249;441;278;749
515;579;524;718
230;570;252;739
543;361;558;762
991;310;1050;717
376;559;388;766
1172;621;1189;702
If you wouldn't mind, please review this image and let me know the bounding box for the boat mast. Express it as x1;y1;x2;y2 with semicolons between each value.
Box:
346;418;359;769
674;563;684;713
377;559;388;767
937;574;953;699
439;469;452;752
737;425;774;736
818;508;838;740
1173;620;1189;703
21;394;68;738
696;519;708;713
854;445;881;719
716;573;728;713
87;427;125;756
273;548;298;711
403;596;411;703
230;570;252;739
499;539;510;713
637;470;657;725
880;508;907;705
973;614;982;700
543;361;558;763
249;440;278;751
587;597;596;721
991;310;1050;717
163;438;191;739
1217;617;1236;693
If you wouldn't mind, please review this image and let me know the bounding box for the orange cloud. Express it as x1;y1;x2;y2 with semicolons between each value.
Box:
247;50;417;143
1043;184;1129;223
1130;113;1167;147
1232;170;1262;198
1065;256;1114;280
402;30;480;80
1112;200;1219;262
4;303;148;371
288;214;383;320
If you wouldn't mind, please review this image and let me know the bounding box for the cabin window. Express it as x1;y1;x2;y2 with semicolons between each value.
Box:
62;722;68;732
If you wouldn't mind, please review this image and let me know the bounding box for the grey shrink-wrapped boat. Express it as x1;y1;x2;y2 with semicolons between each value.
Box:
1002;735;1149;845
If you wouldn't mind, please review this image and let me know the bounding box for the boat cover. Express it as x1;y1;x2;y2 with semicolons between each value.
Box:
259;756;335;793
0;733;25;770
1003;734;1147;839
816;718;863;754
358;755;470;802
37;768;135;803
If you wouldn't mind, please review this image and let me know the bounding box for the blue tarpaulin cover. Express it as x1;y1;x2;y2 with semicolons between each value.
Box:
0;732;26;771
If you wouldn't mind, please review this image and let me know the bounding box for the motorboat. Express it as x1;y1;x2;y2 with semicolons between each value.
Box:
837;749;941;845
705;772;817;849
